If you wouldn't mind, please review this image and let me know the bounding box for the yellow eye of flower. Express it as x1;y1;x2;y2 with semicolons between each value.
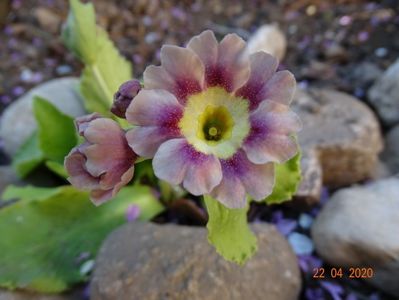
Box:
197;105;234;143
179;87;250;159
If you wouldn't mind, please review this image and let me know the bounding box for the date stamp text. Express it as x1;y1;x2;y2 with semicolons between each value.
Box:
312;267;374;279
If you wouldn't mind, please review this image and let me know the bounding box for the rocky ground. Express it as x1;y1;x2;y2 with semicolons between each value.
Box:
1;0;399;300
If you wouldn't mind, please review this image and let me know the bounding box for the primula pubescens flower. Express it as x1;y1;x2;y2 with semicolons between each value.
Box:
65;113;137;205
125;30;301;208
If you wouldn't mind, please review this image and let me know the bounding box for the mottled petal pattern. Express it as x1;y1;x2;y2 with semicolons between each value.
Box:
153;139;222;195
261;71;296;105
243;101;301;164
126;89;183;157
77;30;302;209
211;150;275;208
235;52;279;110
144;46;204;104
188;30;250;92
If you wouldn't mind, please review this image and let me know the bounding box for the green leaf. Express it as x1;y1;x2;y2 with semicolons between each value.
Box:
2;185;64;202
12;132;44;178
204;195;257;265
45;161;68;179
61;0;97;64
265;150;302;205
33;97;77;163
62;0;132;117
0;185;164;293
79;29;132;116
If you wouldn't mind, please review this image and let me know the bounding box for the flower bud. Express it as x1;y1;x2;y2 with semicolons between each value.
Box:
65;113;137;205
111;80;142;118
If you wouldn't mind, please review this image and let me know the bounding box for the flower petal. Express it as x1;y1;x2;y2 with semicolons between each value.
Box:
188;31;250;92
243;100;301;164
235;52;279;110
64;147;99;190
186;30;218;72
211;170;247;209
241;161;274;202
125;89;183;126
75;113;102;136
90;189;113;206
211;150;274;208
261;70;296;105
81;118;135;177
153;138;222;195
125;89;183;157
126;127;174;158
90;166;134;206
143;46;204;103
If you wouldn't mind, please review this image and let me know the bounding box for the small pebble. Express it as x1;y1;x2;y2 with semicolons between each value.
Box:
142;16;152;26
339;15;352;26
145;32;160;44
12;86;25;97
357;31;369;42
299;213;314;229
306;5;317;16
288;232;314;255
79;259;95;276
0;95;12;105
56;65;72;75
374;47;388;58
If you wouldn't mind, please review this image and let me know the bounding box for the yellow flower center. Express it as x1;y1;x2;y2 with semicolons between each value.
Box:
179;87;250;159
197;105;234;143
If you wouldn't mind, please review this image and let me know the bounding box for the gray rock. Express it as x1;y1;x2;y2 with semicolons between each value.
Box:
0;166;20;195
245;24;286;61
295;148;322;205
368;58;399;127
0;166;21;207
381;125;399;174
0;78;85;157
91;222;301;300
311;177;399;297
350;62;383;88
292;88;383;203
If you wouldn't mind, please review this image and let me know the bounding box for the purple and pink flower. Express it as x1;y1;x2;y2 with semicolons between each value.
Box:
65;30;301;208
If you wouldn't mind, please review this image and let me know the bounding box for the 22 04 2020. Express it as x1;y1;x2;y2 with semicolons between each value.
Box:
313;267;374;279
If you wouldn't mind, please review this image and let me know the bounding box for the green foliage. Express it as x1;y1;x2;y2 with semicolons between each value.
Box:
264;151;302;205
12;98;77;178
0;185;164;293
33;97;78;164
204;195;257;265
62;0;132;117
12;132;44;177
61;0;97;64
45;161;68;179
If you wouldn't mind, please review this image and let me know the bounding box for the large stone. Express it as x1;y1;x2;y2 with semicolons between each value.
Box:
295;149;322;205
381;125;399;174
91;222;301;300
0;78;85;157
245;24;286;61
0;166;22;208
368;58;399;127
292;88;383;203
0;166;20;199
311;177;399;297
